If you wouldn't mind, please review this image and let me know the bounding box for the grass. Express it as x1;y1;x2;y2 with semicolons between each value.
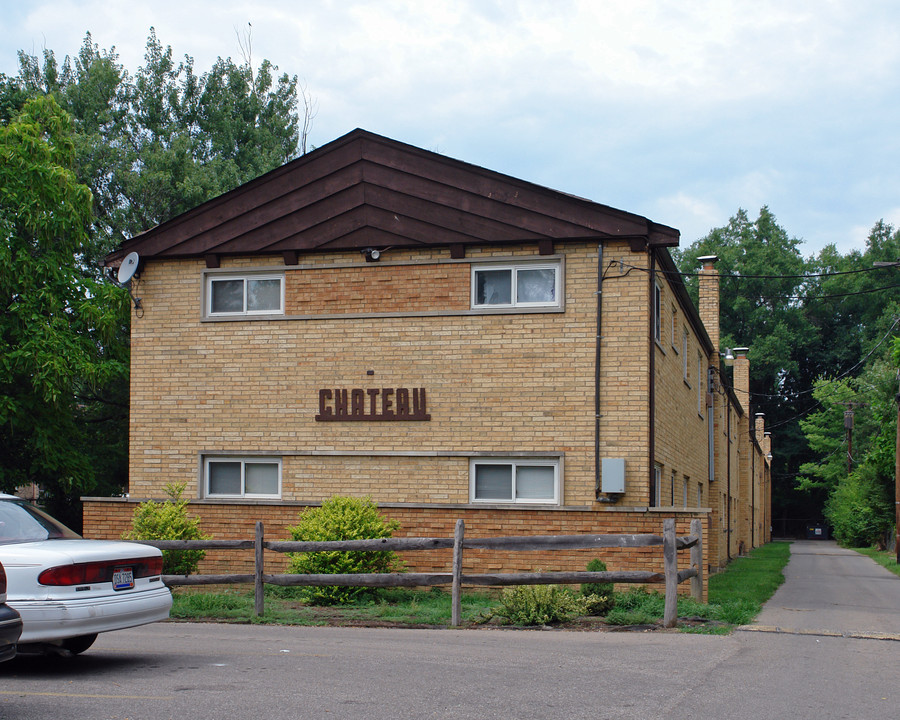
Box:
849;546;900;577
597;541;792;633
169;542;793;633
171;586;497;626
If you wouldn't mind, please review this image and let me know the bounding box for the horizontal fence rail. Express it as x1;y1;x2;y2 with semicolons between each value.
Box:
134;518;703;628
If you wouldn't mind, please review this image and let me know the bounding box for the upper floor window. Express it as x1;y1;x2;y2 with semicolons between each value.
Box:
207;274;284;316
472;263;559;309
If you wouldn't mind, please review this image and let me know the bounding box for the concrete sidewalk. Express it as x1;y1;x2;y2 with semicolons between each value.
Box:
751;540;900;638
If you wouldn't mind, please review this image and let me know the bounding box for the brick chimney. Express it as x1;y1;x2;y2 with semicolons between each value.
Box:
755;413;766;443
733;347;750;414
697;256;720;353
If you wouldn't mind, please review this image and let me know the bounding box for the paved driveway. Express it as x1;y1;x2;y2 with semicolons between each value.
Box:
752;540;900;638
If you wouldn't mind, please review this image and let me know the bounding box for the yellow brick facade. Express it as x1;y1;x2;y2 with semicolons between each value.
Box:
86;242;770;592
83;237;770;594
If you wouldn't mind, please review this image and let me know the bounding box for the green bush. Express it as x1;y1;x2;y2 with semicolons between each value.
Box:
124;482;208;575
580;558;614;615
287;496;402;605
824;464;893;548
604;587;666;625
487;585;590;625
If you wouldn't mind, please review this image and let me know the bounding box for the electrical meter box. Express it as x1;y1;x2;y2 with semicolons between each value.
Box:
601;458;626;494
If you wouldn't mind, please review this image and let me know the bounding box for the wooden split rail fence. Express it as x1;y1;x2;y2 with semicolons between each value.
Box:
137;518;703;628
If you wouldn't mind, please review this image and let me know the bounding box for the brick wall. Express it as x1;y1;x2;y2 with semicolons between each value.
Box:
286;262;470;314
124;243;644;506
83;498;708;599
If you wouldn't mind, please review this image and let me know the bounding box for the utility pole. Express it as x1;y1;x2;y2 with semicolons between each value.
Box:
838;403;866;473
844;409;854;474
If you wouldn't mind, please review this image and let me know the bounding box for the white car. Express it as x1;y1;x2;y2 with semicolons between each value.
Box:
0;494;172;656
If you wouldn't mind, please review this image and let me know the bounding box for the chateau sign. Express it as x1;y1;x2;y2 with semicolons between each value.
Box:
316;388;431;422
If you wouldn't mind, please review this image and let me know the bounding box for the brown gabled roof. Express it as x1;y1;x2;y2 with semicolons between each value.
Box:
107;128;679;264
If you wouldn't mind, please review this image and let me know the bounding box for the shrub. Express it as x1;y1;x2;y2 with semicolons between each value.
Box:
124;482;208;575
580;558;614;615
824;464;893;548
287;496;402;605
487;585;590;625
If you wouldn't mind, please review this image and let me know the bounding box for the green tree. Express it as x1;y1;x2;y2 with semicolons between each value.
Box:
675;207;818;521
676;207;812;390
3;31;312;523
799;359;898;547
16;29;306;255
805;222;900;388
0;95;130;528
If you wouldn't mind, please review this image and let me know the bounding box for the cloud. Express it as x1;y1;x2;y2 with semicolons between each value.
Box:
3;0;900;258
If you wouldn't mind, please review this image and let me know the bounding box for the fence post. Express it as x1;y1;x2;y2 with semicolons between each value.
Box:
254;521;265;617
690;518;704;602
451;519;465;627
663;518;677;628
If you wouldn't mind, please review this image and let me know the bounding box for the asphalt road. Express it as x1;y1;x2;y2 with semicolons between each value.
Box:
0;540;897;720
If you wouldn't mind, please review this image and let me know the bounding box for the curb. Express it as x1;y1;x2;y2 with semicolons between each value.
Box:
738;625;900;642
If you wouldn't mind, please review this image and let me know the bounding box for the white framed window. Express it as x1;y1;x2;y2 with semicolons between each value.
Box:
471;262;560;309
204;457;282;498
682;329;689;380
207;274;284;316
470;458;559;504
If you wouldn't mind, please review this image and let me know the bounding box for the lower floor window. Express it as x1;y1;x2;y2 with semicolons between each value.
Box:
470;458;559;504
205;457;281;498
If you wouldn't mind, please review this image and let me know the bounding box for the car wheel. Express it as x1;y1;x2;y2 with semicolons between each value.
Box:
61;634;98;655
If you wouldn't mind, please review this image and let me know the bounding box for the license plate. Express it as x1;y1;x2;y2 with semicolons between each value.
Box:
112;567;134;591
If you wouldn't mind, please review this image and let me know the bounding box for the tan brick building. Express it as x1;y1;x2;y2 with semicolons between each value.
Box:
85;130;771;590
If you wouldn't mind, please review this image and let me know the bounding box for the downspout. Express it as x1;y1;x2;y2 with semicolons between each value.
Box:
726;399;732;561
595;243;619;503
648;250;657;504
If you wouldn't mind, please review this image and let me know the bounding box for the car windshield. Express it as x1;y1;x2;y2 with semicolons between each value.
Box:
0;500;81;544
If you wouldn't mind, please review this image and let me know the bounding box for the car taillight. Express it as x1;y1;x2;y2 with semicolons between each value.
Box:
0;564;6;595
38;556;164;586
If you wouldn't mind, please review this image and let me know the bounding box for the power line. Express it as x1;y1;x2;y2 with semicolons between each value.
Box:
719;315;900;403
756;282;900;301
611;260;900;300
662;264;898;280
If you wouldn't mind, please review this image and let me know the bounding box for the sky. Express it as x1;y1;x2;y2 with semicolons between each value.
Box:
2;0;899;256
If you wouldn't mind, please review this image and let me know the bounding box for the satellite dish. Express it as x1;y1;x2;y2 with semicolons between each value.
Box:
117;252;140;284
